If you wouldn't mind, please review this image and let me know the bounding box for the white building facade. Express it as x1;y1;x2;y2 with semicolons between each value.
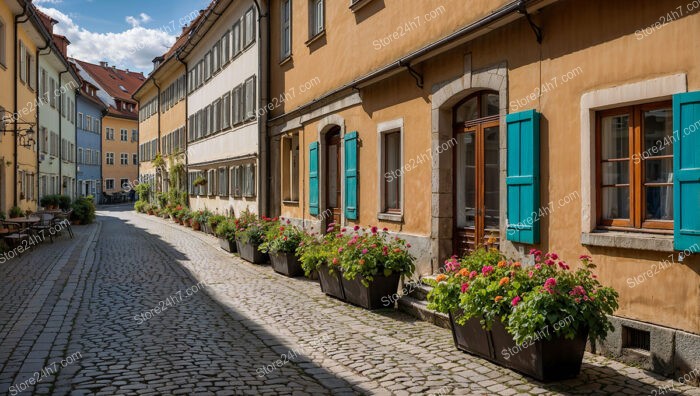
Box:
183;0;266;216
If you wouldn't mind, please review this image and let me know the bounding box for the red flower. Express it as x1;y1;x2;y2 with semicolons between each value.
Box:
511;296;522;306
461;283;469;293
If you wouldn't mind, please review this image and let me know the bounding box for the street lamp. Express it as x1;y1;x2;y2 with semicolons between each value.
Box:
1;110;36;149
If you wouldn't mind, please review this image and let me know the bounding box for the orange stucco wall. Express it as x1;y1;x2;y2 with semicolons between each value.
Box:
103;116;138;193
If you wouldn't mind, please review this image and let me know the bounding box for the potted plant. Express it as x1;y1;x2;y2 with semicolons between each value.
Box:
259;218;304;277
336;226;415;309
208;214;226;236
298;224;348;300
427;249;619;381
71;197;96;225
9;206;24;219
193;175;207;188
146;204;155;216
181;209;193;227
235;210;272;264
215;218;238;253
40;194;59;210
134;201;147;213
58;195;72;211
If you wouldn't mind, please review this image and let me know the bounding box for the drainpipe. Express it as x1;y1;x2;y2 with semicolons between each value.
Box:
12;3;29;209
153;78;161;193
251;0;269;216
59;69;67;195
37;41;51;205
176;52;188;205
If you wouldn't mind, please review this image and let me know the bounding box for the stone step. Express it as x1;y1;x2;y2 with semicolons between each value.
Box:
397;295;450;330
405;282;432;301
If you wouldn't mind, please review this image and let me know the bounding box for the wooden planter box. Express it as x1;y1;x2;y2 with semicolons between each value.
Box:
269;251;303;277
191;220;201;231
317;263;345;300
236;239;268;264
448;312;588;382
218;237;237;253
340;272;400;310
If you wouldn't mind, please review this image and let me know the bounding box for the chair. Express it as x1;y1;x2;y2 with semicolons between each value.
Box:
1;221;31;248
30;213;56;243
56;210;74;239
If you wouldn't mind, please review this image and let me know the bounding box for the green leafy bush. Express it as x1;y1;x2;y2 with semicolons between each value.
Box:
208;214;226;231
296;224;345;277
134;201;148;213
259;218;304;254
215;218;237;241
40;194;59;208
71;197;96;224
9;206;24;218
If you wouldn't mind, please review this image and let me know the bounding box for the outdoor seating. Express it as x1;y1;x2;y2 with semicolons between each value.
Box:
54;210;74;239
1;221;31;249
29;212;56;243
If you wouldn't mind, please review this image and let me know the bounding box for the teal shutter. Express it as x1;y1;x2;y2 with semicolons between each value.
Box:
309;141;319;216
673;91;700;251
344;131;359;220
506;110;541;244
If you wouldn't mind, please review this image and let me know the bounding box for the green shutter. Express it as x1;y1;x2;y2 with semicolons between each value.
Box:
344;131;359;220
673;91;700;251
309;141;320;216
506;110;541;244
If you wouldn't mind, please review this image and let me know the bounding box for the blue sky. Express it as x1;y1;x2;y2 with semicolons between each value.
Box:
36;0;211;73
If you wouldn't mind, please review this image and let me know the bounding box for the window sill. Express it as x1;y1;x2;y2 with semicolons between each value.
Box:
279;55;293;67
282;200;299;205
350;0;376;12
581;230;674;252
377;212;403;222
305;30;326;47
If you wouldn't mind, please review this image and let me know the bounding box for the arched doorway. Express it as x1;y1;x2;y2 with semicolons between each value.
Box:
454;90;500;255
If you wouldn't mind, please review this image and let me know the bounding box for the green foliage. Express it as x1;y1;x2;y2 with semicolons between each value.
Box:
258;218;304;254
193;175;207;187
215;218;237;241
134;201;148;213
134;183;152;202
338;225;415;286
9;206;23;218
296;224;344;277
152;153;166;168
40;194;59;208
208;214;226;231
235;213;276;246
57;195;72;210
71;197;96;224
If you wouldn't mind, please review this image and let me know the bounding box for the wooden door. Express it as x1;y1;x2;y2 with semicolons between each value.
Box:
325;129;342;225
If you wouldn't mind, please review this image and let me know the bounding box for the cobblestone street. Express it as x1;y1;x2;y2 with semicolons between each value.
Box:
0;206;698;395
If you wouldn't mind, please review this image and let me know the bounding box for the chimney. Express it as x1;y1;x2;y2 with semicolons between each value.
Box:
54;35;69;58
100;61;108;67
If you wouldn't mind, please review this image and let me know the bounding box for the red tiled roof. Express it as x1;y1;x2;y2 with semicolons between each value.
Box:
75;59;145;118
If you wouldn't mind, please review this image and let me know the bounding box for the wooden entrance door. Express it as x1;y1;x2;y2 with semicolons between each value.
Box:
454;92;500;256
325;128;342;225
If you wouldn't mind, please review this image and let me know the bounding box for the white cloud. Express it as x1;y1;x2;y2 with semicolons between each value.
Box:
125;13;151;28
34;0;63;4
38;7;175;73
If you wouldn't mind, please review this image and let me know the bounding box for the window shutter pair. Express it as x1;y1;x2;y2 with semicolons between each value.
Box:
308;132;359;220
673;92;700;251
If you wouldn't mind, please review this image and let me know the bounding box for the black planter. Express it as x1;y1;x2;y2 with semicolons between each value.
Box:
237;239;268;264
218;237;237;253
270;251;303;277
490;319;588;382
449;311;492;358
340;272;400;310
317;264;345;300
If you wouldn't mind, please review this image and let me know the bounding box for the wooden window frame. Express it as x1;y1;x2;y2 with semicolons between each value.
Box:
595;101;673;233
383;130;401;213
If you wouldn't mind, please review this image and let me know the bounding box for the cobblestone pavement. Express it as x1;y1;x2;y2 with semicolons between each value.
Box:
0;205;698;395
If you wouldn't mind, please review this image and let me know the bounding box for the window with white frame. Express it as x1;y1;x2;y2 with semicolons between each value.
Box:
106;128;114;140
218;167;228;197
222;92;231;129
309;0;324;38
106;152;114;165
232;21;242;57
378;120;403;215
243;7;256;48
280;0;292;59
18;41;26;83
281;134;299;202
222;30;231;64
243;163;256;197
245;76;256;121
120;129;127;141
105;179;115;190
230;166;242;197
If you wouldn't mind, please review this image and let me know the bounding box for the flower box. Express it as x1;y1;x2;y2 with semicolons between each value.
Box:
270;251;303;277
341;272;400;310
449;311;493;358
219;237;237;253
237;239;268;264
490;319;588;382
191;220;201;231
317;263;345;300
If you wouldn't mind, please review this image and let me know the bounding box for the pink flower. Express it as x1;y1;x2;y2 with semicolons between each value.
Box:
371;226;378;234
544;278;557;288
481;266;494;276
579;255;592;261
529;249;541;256
461;283;469;293
545;259;555;266
382;227;388;232
338;247;344;253
469;271;478;279
286;219;291;224
534;264;542;270
353;225;360;231
569;285;587;297
511;296;522;306
362;248;368;254
341;228;347;232
406;243;411;248
546;253;559;260
558;261;570;270
528;271;534;278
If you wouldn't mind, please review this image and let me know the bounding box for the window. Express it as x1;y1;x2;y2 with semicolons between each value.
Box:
204;51;211;81
207;169;216;196
218;167;228;197
0;19;5;66
18;41;26;83
95;120;100;134
105;179;115;190
27;53;35;90
77;113;83;129
106;128;114;140
383;131;402;212
222;31;231;64
309;0;324;38
39;127;47;154
232;86;242;124
281;134;299;202
231;166;242;197
243;7;256;48
119;153;128;165
132;129;138;142
49;78;56;107
86;115;92;132
280;0;292;59
106;152;114;165
245;76;256;121
596;102;673;231
232;21;241;56
222;92;231;129
120;129;127;141
120;178;129;190
243;163;256;197
132;153;137;165
85;149;91;164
